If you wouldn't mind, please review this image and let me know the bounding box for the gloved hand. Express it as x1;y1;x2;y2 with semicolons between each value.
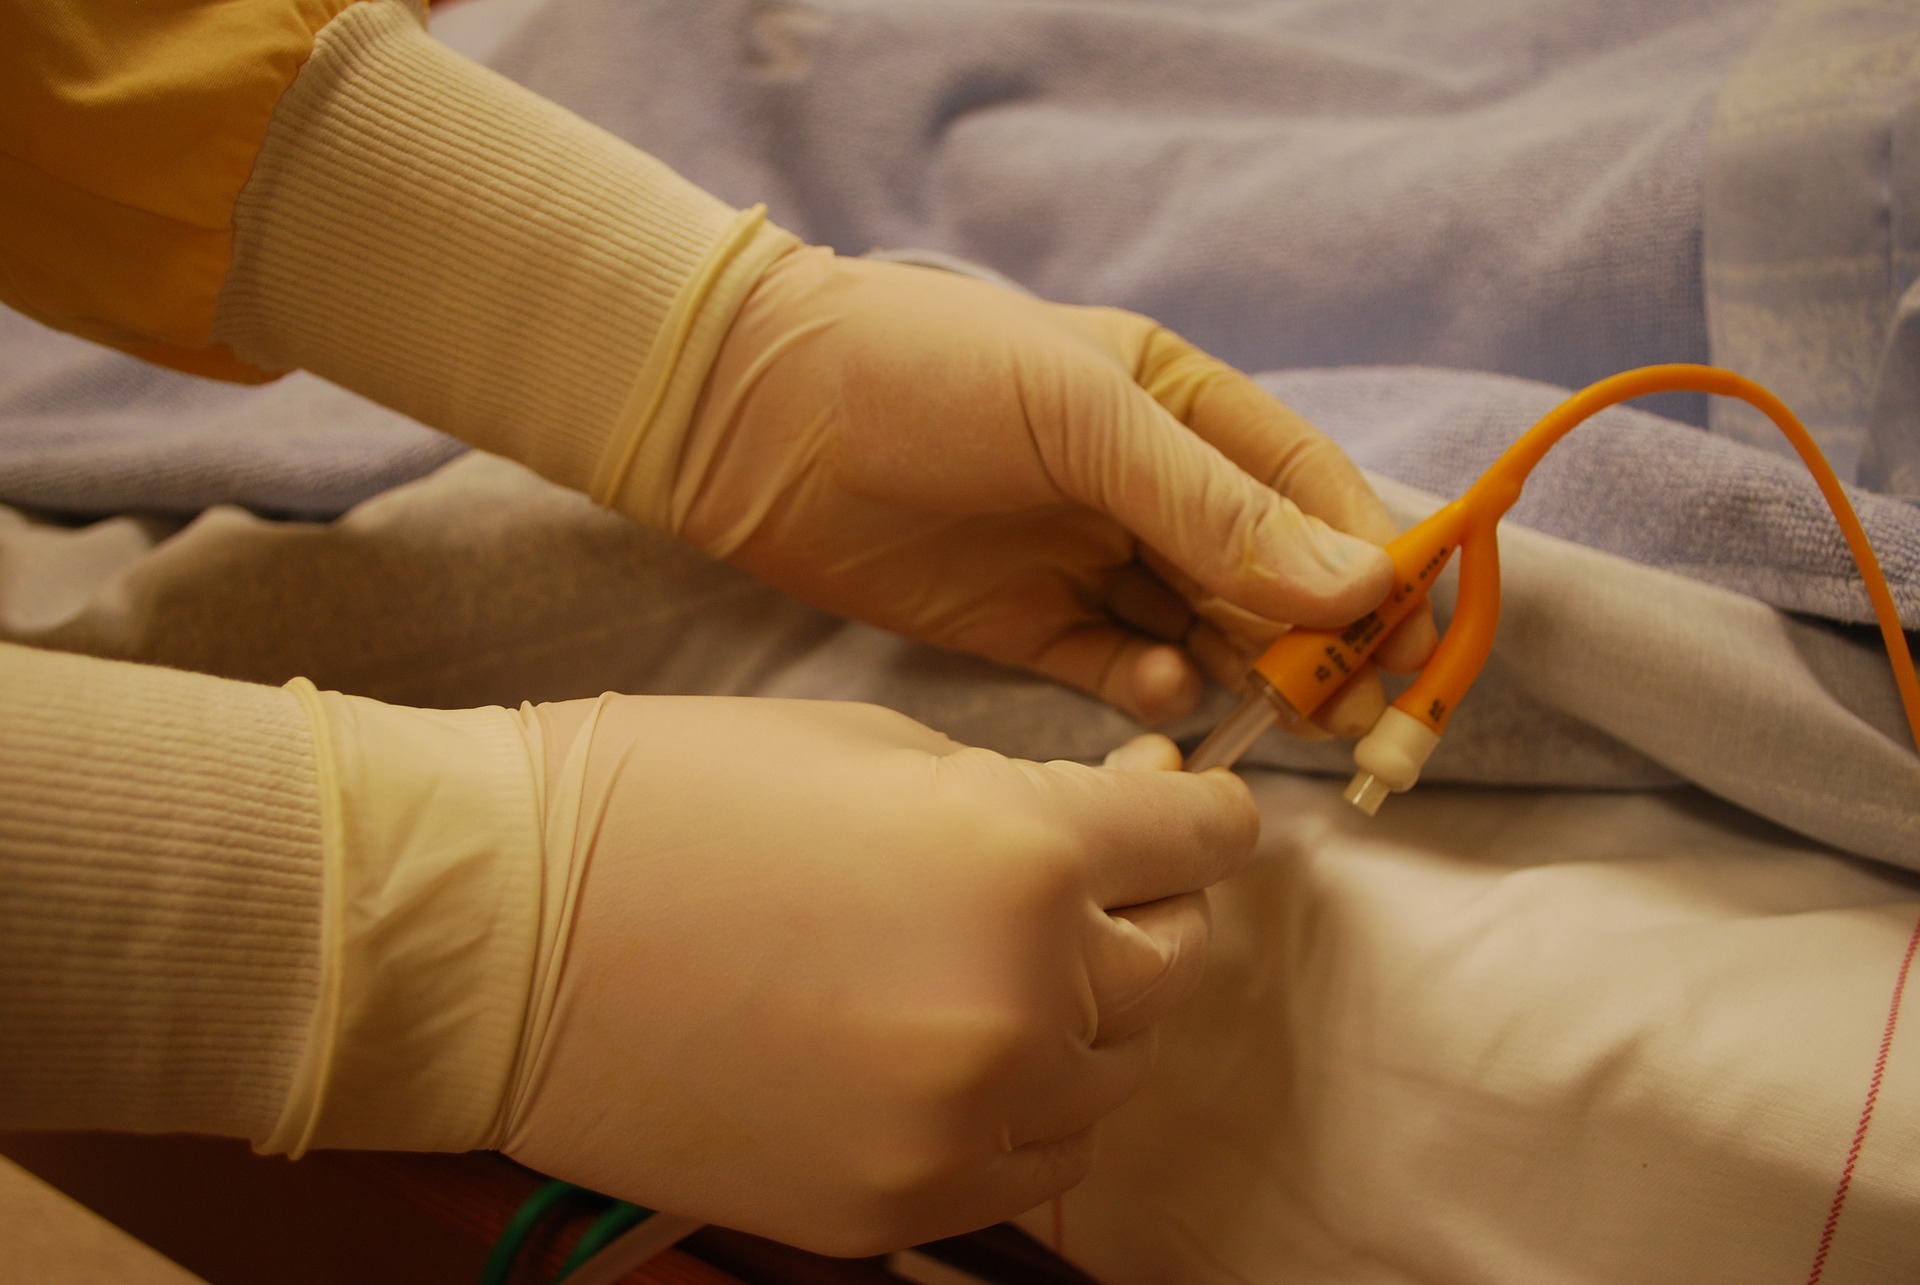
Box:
499;698;1254;1255
639;248;1436;734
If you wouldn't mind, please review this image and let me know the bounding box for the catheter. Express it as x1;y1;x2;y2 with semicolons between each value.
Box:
1186;364;1920;810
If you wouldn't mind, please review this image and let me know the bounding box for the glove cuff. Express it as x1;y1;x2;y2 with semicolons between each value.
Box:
264;682;546;1156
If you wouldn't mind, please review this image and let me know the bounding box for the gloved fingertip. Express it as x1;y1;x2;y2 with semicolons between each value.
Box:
1374;609;1440;673
1102;732;1184;772
1314;670;1387;740
1245;517;1394;626
1307;520;1393;583
1126;645;1203;726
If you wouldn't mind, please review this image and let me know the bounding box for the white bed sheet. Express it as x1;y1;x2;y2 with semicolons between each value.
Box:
1023;775;1920;1283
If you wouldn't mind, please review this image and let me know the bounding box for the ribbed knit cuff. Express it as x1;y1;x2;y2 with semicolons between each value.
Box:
213;0;798;521
0;644;323;1141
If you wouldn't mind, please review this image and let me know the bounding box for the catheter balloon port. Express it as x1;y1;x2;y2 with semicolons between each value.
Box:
1343;773;1391;816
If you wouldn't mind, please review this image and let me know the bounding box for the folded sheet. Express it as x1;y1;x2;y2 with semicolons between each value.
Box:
5;4;1917;1276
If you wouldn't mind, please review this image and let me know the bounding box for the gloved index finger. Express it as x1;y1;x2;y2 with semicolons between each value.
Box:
1038;758;1259;909
1134;324;1396;542
1130;324;1441;674
1052;369;1392;633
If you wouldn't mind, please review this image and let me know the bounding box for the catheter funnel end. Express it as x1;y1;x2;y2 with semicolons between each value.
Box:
1348;706;1442;815
1343;772;1391;816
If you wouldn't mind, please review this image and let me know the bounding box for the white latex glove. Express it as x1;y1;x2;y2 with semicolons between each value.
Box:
499;699;1253;1255
641;248;1436;734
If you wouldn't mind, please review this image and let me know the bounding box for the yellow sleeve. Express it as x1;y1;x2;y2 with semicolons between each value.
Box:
0;0;797;518
0;0;384;381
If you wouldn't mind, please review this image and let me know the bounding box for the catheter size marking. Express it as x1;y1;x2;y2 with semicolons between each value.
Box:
1339;613;1385;651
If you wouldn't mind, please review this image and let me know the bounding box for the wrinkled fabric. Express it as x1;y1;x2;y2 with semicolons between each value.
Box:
497;0;1758;417
0;316;461;519
6;4;1918;1274
1021;774;1920;1284
0;0;375;379
1263;365;1920;627
4;406;1912;866
1704;0;1920;494
7;354;1920;1278
5;434;1919;1280
0;0;1772;516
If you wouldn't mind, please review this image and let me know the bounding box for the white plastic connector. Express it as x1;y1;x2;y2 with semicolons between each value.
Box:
1343;773;1392;816
1345;706;1442;815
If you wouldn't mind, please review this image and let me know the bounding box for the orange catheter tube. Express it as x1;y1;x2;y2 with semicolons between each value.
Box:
1190;364;1920;813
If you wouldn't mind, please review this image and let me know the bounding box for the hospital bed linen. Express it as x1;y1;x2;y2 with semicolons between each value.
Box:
0;0;1777;519
2;421;1917;1280
1704;0;1920;496
0;313;461;519
5;357;1915;862
5;0;1915;627
5;0;1920;1278
1022;775;1920;1284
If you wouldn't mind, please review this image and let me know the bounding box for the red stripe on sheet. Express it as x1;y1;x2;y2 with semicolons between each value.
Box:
1806;909;1920;1285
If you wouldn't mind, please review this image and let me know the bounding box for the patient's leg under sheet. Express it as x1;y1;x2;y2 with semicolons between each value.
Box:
1018;776;1920;1284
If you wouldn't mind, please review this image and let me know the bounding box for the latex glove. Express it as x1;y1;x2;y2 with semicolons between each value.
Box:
654;248;1436;734
500;698;1254;1256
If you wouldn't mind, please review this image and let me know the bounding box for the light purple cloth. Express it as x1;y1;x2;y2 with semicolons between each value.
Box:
1;0;1761;512
1264;365;1920;627
10;0;1920;636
